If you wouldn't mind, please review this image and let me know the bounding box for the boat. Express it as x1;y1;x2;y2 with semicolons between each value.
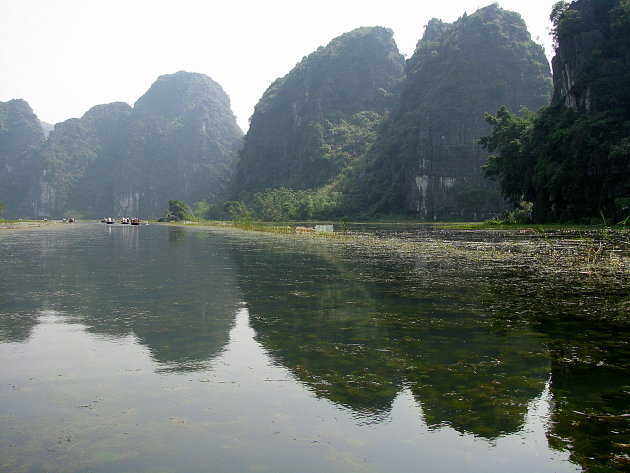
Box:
131;217;141;225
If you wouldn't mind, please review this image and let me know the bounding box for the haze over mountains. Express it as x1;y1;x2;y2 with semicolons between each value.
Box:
1;73;243;218
1;1;627;222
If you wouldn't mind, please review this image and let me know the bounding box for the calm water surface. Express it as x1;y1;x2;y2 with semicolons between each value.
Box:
1;223;628;472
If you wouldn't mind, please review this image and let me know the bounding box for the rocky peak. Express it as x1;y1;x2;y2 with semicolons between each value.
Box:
236;26;405;194
348;4;553;220
0;99;45;154
133;71;238;124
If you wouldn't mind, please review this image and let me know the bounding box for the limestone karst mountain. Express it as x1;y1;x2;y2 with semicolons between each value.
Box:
45;71;242;218
1;72;243;219
342;4;553;220
234;26;405;197
0;8;555;221
0;99;46;217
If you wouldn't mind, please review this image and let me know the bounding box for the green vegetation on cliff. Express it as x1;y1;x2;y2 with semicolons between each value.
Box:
481;0;630;223
0;99;46;217
341;4;553;220
234;27;405;197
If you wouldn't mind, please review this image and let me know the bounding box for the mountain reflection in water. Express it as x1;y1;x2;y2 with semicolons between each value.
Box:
0;224;240;370
231;232;550;437
1;223;627;472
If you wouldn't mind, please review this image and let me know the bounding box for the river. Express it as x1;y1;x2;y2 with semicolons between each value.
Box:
1;222;628;472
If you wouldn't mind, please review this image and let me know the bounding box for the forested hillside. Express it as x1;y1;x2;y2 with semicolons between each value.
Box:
481;0;629;222
340;4;553;220
0;99;46;217
234;27;405;197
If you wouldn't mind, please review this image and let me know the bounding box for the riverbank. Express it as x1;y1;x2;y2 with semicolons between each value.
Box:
5;218;628;292
0;219;58;230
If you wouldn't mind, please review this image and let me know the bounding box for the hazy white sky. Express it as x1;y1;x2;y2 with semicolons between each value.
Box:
0;0;558;131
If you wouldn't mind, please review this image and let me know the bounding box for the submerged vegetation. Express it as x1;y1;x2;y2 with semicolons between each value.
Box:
220;218;628;471
179;217;630;303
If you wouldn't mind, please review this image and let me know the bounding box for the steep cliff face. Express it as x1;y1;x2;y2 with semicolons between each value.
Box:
35;102;132;217
32;71;243;218
234;27;405;195
551;29;604;112
121;72;243;217
551;0;630;114
347;5;553;220
527;0;629;221
0;99;45;217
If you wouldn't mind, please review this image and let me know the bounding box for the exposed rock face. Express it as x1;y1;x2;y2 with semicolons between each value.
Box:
355;5;553;220
405;6;552;220
119;72;243;217
31;71;242;218
551;30;604;112
0;99;45;217
35;102;133;217
235;27;405;195
551;0;630;114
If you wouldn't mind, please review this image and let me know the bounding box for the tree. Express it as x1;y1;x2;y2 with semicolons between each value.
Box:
479;106;537;208
160;199;192;222
192;201;228;220
480;0;630;223
224;201;254;223
550;1;571;48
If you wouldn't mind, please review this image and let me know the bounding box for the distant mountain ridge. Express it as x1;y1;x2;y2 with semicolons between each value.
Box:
1;71;243;218
1;6;562;221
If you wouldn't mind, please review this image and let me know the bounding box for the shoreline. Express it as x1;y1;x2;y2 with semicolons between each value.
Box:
0;220;59;230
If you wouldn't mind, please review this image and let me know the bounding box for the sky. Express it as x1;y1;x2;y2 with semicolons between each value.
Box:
0;0;559;132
